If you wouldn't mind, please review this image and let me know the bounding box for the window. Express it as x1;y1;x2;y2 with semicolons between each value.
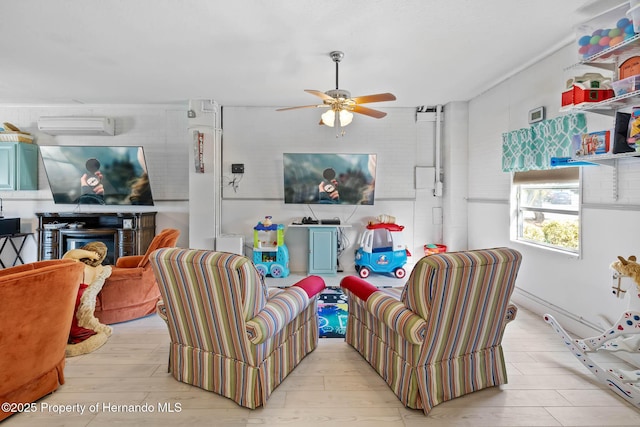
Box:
372;229;393;252
512;168;580;254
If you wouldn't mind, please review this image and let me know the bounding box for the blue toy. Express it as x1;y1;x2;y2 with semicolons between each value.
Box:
253;216;290;278
354;222;410;279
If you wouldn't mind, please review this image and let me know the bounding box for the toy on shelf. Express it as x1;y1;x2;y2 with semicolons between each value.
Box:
628;107;640;147
561;73;614;110
577;16;635;59
619;56;640;80
544;254;640;407
354;214;411;279
253;216;290;278
571;130;611;156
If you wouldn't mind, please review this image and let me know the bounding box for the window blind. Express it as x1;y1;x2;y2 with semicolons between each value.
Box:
512;167;579;184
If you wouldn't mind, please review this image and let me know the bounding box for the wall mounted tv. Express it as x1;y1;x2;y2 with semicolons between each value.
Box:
39;145;154;205
283;153;376;205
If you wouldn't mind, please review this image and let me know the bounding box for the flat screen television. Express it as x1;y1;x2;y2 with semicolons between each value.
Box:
283;153;376;205
39;145;154;205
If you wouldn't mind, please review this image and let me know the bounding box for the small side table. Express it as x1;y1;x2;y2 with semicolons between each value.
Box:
0;233;34;268
288;224;352;275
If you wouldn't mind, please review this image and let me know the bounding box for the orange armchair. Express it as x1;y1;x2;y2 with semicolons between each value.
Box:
94;228;180;324
0;259;84;421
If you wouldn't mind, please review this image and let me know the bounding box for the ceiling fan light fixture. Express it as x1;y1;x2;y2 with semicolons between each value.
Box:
321;109;335;127
339;109;353;127
277;50;395;127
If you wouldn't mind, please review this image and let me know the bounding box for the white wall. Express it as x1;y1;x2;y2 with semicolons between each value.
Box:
218;106;448;273
187;100;222;251
2;37;633;366
0;104;191;267
0;103;458;275
5;44;628;347
442;101;469;252
468;42;640;353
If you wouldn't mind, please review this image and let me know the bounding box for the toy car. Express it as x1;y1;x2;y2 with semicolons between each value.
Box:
354;222;410;279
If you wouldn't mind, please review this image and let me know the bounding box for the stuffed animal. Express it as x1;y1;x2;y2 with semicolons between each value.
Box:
62;241;113;356
611;255;640;289
261;216;273;227
376;214;396;224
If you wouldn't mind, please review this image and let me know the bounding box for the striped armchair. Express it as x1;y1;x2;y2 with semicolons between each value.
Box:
149;248;326;409
340;247;522;415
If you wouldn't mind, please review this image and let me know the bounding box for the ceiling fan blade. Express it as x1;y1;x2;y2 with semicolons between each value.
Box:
305;89;334;101
353;105;387;119
276;105;323;111
352;93;396;104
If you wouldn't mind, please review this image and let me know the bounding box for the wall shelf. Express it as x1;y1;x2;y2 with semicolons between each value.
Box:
559;151;640;166
563;90;640;115
558;29;640;193
553;152;640;201
575;34;640;67
563;34;640;116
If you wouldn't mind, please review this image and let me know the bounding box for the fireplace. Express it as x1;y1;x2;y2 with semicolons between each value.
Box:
37;212;156;263
59;229;117;265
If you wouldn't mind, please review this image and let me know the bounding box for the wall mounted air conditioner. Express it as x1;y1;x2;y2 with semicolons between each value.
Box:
37;116;115;136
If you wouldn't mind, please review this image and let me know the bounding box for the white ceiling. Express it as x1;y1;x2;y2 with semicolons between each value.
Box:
0;0;625;108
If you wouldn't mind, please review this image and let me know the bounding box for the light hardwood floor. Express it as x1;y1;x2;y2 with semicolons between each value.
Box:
5;301;640;426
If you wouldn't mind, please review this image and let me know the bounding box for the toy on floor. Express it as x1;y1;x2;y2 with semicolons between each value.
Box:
253;216;290;278
354;214;411;279
318;288;349;338
544;254;640;407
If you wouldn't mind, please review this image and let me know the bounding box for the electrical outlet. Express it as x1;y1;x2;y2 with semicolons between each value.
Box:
232;163;244;174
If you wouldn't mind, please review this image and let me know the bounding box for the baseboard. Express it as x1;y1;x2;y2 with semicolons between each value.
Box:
512;287;640;368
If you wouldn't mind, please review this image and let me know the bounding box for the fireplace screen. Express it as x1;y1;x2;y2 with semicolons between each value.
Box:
60;230;117;265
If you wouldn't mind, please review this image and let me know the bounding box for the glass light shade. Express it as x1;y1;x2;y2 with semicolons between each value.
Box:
321;109;335;127
339;109;353;127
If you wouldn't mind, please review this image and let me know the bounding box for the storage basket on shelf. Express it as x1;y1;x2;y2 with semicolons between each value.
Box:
0;132;34;143
0;122;34;143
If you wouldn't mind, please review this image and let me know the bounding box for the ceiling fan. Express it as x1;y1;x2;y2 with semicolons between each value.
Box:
277;51;396;127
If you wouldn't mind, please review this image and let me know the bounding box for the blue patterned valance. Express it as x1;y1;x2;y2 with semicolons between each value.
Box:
502;113;587;172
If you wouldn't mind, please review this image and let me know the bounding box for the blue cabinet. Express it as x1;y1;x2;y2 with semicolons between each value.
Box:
308;227;337;275
0;142;38;190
